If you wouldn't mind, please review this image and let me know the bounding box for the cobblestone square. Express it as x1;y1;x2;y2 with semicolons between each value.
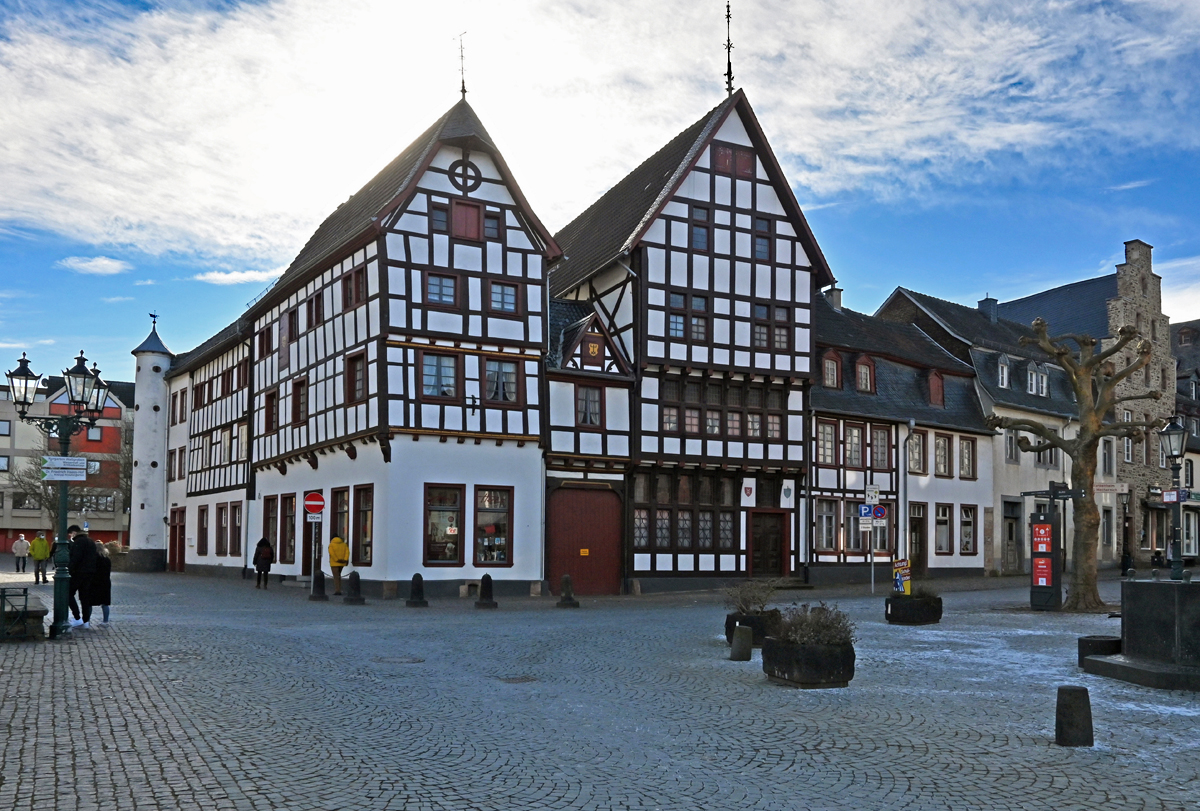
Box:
1;569;1196;810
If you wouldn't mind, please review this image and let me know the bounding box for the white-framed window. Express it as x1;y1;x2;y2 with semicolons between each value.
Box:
997;355;1009;389
1186;459;1195;489
1005;429;1020;463
1184;511;1198;557
816;499;837;549
0;420;10;436
1123;410;1133;462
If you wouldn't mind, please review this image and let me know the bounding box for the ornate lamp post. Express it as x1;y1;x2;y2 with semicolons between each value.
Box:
5;352;108;638
1119;489;1132;575
1159;417;1187;581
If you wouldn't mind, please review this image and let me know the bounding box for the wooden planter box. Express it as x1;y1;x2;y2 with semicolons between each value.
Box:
725;610;782;647
761;637;855;688
885;596;943;626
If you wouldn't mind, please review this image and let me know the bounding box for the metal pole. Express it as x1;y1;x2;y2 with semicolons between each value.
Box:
1171;461;1184;581
49;422;72;639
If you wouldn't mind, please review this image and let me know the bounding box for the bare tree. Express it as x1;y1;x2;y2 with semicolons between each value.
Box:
986;320;1162;611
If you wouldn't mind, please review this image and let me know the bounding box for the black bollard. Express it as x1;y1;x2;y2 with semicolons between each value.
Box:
1055;686;1094;747
475;573;498;609
342;571;366;605
309;570;329;601
556;574;580;608
406;573;429;607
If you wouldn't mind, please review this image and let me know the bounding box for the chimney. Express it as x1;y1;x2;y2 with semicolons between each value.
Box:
978;296;999;323
824;287;843;311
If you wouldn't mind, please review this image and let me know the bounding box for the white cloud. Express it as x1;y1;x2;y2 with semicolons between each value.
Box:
102;296;133;303
191;268;285;285
1159;254;1200;324
0;0;1198;267
56;256;131;275
0;339;55;349
133;279;156;286
1108;179;1155;191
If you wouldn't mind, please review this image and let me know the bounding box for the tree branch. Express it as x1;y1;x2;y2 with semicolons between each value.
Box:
1093;326;1139;365
1096;419;1164;438
1111;390;1163;406
1016;437;1059;454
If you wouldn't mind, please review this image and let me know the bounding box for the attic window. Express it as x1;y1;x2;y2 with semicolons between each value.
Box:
484;214;501;241
929;371;944;408
822;353;840;388
1181;331;1194;346
710;143;755;178
997;355;1009;389
735;149;755;178
856;358;874;393
430;205;448;233
1026;364;1047;397
451;200;482;241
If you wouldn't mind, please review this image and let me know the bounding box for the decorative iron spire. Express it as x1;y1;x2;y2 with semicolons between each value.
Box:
724;2;734;97
458;31;468;100
149;312;159;326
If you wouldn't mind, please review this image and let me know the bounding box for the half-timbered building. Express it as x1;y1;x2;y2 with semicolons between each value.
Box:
811;291;994;581
545;89;836;592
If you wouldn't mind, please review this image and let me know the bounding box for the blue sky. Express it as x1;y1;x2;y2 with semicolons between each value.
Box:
1;0;1198;384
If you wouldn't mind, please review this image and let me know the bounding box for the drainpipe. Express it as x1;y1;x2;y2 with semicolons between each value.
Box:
803;379;814;584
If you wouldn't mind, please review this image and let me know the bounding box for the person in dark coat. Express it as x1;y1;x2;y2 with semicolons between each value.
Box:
90;543;112;624
253;538;273;589
67;526;99;628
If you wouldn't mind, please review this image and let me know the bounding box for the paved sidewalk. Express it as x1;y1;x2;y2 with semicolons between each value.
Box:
0;568;1195;811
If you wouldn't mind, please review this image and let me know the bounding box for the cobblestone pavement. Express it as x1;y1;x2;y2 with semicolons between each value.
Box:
0;565;1196;811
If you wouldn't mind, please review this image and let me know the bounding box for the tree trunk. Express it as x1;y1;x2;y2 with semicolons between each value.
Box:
1064;446;1107;611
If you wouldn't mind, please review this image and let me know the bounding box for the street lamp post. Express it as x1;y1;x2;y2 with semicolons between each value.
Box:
1159;418;1187;582
1119;490;1131;575
5;352;108;638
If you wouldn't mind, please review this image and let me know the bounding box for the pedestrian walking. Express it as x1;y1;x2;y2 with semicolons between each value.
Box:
67;526;99;629
12;534;30;573
30;532;52;584
253;538;273;589
90;543;113;625
328;535;349;595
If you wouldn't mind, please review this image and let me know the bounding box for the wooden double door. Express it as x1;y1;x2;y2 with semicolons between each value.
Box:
748;510;788;578
547;488;622;595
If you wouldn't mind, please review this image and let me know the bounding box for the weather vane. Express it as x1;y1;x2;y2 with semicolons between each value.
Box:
457;31;468;99
724;2;735;97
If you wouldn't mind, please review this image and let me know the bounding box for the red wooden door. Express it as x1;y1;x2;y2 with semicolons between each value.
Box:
547;488;622;595
168;508;186;572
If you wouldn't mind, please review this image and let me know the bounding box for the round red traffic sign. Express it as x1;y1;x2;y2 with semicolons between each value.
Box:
304;492;325;514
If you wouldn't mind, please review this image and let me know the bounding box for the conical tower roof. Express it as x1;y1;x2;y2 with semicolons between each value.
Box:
132;324;171;356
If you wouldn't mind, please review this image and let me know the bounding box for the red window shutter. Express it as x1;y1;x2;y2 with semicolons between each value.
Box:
735;149;755;178
452;201;482;241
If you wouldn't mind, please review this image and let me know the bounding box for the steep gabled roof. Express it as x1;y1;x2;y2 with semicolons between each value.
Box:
546;299;595;369
251;99;558;317
885;288;1050;358
971;348;1078;419
813;295;971;373
548;89;835;297
1171;318;1200;374
996;274;1118;340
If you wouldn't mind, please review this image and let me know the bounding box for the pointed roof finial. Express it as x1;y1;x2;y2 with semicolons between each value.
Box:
724;2;734;97
149;311;159;326
457;31;468;100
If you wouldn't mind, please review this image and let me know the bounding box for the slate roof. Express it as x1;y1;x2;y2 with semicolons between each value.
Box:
1171;319;1200;374
166;319;248;379
548;90;834;298
812;297;990;434
996;274;1118;340
250;99;556;317
812;356;991;435
891;288;1048;357
813;295;971;372
131;325;171;356
546;299;594;369
971;348;1078;419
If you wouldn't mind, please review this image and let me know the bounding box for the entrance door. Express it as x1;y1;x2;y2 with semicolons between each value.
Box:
302;490;321;577
1003;501;1022;574
547;488;622;595
909;503;927;578
168;508;186;572
749;512;787;577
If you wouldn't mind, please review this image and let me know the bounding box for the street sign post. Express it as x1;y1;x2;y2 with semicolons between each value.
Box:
41;468;86;482
304;493;325;514
1093;482;1129;495
41;456;87;470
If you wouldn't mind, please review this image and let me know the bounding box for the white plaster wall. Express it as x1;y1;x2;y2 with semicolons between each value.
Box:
129;349;171;551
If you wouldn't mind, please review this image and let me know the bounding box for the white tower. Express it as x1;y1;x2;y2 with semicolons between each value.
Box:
128;321;172;571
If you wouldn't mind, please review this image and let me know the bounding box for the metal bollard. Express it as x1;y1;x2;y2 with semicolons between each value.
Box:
556;574;580;608
406;573;429;607
1055;686;1094;747
475;573;498;609
309;570;329;602
342;571;366;605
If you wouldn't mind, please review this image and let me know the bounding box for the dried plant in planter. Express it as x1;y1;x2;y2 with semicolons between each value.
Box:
776;602;857;647
723;579;781;615
906;584;940;600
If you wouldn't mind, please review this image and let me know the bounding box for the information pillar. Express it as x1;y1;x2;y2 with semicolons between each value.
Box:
1029;511;1062;611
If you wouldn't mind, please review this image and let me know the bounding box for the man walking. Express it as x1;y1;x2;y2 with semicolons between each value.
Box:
12;534;30;573
67;525;99;629
30;532;51;584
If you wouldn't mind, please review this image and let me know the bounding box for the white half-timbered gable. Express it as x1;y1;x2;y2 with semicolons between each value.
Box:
544;90;838;591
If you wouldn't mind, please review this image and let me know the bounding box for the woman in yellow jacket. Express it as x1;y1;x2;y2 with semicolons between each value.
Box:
328;536;350;595
30;532;52;584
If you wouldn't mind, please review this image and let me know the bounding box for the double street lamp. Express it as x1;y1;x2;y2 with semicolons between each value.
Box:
6;352;109;638
1159;417;1188;581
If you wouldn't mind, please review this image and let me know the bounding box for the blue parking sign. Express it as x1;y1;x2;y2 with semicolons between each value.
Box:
858;504;872;518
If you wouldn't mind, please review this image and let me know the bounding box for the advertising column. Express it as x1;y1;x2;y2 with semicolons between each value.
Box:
1029;511;1062;610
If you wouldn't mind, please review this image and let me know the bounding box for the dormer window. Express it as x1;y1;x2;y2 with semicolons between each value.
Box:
997;355;1009;389
1181;330;1194;346
856;357;874;393
822;352;840;388
929;371;944;408
1026;364;1048;396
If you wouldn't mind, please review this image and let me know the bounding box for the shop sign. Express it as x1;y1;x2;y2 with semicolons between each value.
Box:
892;559;911;594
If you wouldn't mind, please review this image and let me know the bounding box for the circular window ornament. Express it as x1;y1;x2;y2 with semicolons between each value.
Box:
447;159;482;193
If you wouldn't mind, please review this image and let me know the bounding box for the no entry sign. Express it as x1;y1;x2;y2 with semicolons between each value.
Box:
304;492;326;514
